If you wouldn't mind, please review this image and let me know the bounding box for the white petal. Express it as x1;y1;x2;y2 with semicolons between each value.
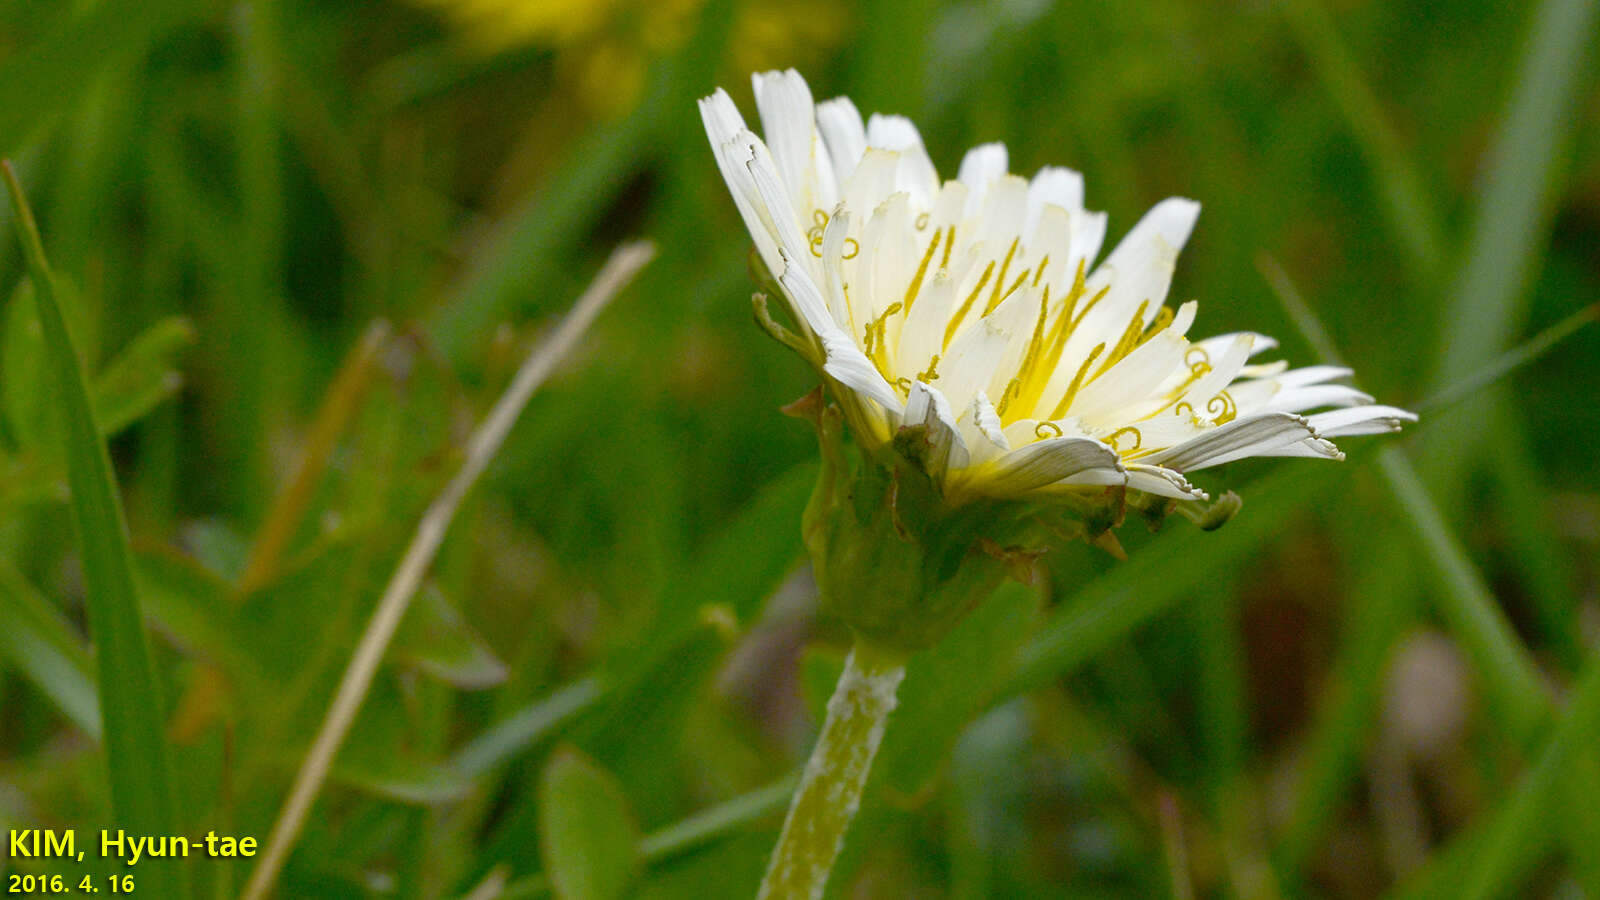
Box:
779;254;901;414
1059;468;1130;488
1190;331;1279;361
1026;167;1086;240
1126;464;1207;500
1028;203;1075;289
864;114;939;207
1097;197;1200;274
1143;412;1324;471
1306;405;1417;437
1067;209;1108;273
816;96;866;185
748;144;821;282
841;149;902;223
821;331;904;414
1069;301;1199;424
751;69;836;216
1061;200;1197;373
898;270;958;377
1175;333;1255;423
699;94;787;277
961;391;1011;465
957;143;1008;217
775;248;836;337
976;174;1029;252
1276;365;1354;388
973;436;1122;496
818;207;858;334
905;381;969;474
1259;384;1375;414
939;312;1013;409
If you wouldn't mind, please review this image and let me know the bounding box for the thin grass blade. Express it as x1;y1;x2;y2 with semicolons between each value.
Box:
3;162;189;899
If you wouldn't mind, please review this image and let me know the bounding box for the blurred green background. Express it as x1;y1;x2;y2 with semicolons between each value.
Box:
1;0;1598;897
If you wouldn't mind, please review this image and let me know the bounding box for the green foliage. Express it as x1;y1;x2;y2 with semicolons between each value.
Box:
538;746;642;900
1;0;1598;898
4;166;188;900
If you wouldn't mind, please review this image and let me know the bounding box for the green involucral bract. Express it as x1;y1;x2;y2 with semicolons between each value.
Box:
787;390;1048;652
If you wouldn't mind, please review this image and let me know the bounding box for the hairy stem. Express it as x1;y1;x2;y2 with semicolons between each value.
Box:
757;641;907;900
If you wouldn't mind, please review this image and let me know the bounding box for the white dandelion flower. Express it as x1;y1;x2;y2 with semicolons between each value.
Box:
701;69;1414;505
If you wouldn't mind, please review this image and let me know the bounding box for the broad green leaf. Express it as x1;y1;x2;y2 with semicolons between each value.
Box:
538;745;642;900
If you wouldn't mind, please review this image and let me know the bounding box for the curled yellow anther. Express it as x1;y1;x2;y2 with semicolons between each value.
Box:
1106;426;1143;454
1206;391;1237;424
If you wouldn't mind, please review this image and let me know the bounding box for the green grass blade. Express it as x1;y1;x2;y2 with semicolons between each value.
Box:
490;773;798;900
636;774;798;861
3;162;189;900
1431;0;1599;390
448;677;604;779
0;558;100;738
1451;653;1600;900
1003;464;1341;702
1279;0;1449;281
1273;535;1418;876
1262;252;1550;739
0;0;201;158
1374;449;1548;739
1415;303;1597;415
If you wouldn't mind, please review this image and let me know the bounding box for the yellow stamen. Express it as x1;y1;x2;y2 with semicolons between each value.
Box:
1049;341;1106;420
1096;300;1151;377
865;301;904;374
1003;262;1087;423
1032;254;1050;287
939;224;956;270
943;261;996;350
990;268;1031;314
916;354;941;383
982;237;1019;316
902;228;942;314
1134;361;1215;423
806;209;829;258
1139;305;1174;346
1004;286;1053;410
995;377;1022;416
1206;390;1237;425
1106;426;1143;455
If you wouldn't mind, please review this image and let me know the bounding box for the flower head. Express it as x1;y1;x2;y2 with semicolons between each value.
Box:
701;70;1414;508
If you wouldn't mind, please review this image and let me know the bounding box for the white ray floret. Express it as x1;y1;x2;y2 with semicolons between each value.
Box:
701;70;1416;504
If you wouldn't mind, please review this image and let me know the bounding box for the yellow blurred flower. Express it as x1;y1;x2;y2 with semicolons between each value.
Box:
412;0;846;116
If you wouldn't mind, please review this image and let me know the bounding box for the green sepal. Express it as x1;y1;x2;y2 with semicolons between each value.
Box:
792;397;1036;653
753;292;814;362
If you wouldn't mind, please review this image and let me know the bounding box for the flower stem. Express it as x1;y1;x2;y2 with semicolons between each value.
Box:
757;640;907;900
